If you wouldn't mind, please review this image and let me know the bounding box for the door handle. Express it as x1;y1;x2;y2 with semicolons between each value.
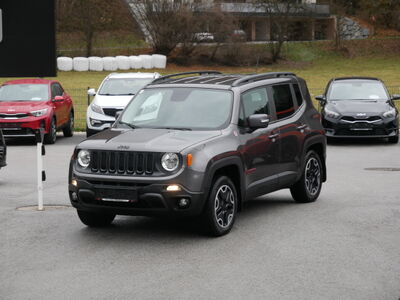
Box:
269;133;280;139
297;124;307;130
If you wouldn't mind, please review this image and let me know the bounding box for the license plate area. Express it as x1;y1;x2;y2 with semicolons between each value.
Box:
95;188;138;203
350;122;372;130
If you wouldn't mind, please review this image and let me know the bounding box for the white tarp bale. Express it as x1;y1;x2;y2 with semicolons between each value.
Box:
139;55;153;69
152;54;167;69
57;57;73;71
116;55;130;70
102;57;118;71
88;56;103;71
73;57;89;72
129;56;143;69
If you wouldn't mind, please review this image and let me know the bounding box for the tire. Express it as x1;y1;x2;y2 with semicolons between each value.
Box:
86;126;98;138
77;210;115;227
201;176;237;237
388;135;399;144
63;112;74;137
44;118;57;144
290;151;323;203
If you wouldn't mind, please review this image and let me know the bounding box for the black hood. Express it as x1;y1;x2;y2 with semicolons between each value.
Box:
78;128;222;153
326;100;392;117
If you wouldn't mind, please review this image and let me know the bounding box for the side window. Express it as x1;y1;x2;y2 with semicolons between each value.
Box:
272;84;295;120
239;88;269;127
52;84;63;97
293;84;303;107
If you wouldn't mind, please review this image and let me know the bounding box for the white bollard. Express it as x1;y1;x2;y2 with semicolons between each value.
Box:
35;129;45;211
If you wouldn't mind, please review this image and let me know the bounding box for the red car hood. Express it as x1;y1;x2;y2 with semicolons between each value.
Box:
0;101;48;113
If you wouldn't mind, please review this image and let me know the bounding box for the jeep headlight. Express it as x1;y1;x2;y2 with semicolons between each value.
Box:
77;150;91;169
383;108;396;118
161;153;179;172
91;103;104;115
31;108;48;117
324;108;340;119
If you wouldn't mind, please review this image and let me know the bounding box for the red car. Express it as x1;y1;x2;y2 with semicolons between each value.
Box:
0;79;74;144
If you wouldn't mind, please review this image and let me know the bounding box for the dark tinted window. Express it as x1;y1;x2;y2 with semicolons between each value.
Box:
272;84;295;120
293;84;303;106
239;88;269;126
51;84;63;97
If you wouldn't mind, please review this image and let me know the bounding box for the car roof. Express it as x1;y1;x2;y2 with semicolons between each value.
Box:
332;77;381;82
148;71;298;88
2;78;56;85
106;72;160;79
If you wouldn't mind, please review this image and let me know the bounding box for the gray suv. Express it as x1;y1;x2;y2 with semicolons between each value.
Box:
69;71;327;236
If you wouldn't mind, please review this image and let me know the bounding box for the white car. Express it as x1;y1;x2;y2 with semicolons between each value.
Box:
86;72;160;137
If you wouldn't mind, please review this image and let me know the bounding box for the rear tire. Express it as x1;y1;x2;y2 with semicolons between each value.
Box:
63;112;74;137
44;118;57;144
290;151;323;203
200;176;237;237
388;135;399;144
77;210;115;227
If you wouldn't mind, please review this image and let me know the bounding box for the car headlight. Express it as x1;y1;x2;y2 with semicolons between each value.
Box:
161;153;180;172
383;108;396;118
77;150;91;169
91;103;104;115
324;108;340;119
31;108;48;117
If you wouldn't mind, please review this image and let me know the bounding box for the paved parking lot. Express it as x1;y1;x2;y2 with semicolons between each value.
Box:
1;134;399;299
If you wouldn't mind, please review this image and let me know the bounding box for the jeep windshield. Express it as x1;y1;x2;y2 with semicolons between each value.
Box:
119;88;233;130
99;78;154;96
0;84;49;102
328;81;388;101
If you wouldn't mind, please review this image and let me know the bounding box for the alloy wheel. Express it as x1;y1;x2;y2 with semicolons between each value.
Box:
214;185;235;228
305;157;321;196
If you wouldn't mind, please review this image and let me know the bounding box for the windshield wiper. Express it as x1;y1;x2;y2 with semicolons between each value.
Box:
119;121;140;129
153;127;192;131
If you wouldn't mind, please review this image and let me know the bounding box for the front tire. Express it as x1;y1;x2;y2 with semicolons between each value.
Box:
290;151;323;203
201;176;237;237
77;210;115;227
44;118;57;144
63;112;74;137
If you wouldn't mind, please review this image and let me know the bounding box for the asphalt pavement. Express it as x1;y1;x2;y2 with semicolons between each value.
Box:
0;134;399;300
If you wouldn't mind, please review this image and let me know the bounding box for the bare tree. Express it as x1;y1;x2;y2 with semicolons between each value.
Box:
256;0;305;62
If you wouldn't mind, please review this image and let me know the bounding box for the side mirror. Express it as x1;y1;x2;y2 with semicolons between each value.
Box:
87;88;96;96
391;94;400;101
248;114;270;130
315;95;326;102
53;95;64;102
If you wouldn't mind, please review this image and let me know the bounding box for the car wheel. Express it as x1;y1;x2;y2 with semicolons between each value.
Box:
201;176;237;237
388;135;399;144
290;151;323;203
44;118;57;144
77;210;115;227
63;112;74;137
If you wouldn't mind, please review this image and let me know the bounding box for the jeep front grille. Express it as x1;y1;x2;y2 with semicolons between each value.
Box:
90;151;156;175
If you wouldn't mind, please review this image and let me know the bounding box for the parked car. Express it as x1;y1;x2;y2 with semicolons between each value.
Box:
69;71;327;236
86;72;160;137
0;79;74;144
0;129;6;170
193;32;215;43
316;77;400;143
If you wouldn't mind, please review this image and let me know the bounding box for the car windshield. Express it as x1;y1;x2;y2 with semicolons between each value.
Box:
99;78;154;96
0;84;49;102
328;81;388;101
119;88;233;130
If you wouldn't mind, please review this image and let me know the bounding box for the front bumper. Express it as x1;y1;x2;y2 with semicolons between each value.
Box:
68;176;205;217
0;117;49;137
323;116;398;139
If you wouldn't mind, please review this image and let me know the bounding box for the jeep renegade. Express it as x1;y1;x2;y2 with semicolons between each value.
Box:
69;71;327;236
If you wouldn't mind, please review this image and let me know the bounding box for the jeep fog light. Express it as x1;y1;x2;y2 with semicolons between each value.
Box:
71;179;78;187
77;150;91;168
178;198;190;208
161;153;179;172
167;185;181;192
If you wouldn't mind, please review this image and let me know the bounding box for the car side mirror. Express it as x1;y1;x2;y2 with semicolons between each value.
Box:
315;95;326;102
248;114;270;130
391;94;400;101
53;95;64;102
87;88;96;96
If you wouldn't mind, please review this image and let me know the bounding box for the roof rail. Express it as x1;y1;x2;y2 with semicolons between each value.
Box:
232;72;296;87
151;71;222;84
